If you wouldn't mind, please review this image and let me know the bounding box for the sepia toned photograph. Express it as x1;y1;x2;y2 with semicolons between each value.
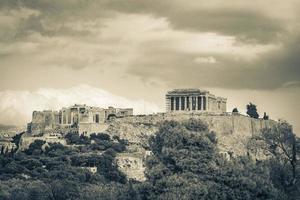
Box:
0;1;299;199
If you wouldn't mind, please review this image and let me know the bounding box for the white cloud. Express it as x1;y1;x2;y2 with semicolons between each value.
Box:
0;84;160;126
194;56;217;64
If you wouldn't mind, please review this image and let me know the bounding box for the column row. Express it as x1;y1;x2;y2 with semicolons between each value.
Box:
170;96;207;111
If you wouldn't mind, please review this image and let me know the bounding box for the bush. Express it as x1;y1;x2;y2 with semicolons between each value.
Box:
25;140;46;155
232;108;239;113
143;119;279;199
91;133;111;141
65;132;90;145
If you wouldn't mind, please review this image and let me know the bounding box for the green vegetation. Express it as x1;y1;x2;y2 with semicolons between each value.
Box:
263;112;269;120
0;119;299;199
250;121;300;199
232;107;239;113
0;133;129;199
136;119;279;200
247;103;259;119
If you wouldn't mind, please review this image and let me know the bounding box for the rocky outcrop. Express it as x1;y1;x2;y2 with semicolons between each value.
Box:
107;113;277;181
116;152;147;181
107;113;277;156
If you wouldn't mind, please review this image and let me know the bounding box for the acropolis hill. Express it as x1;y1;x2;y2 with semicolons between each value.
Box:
14;88;276;180
21;88;276;153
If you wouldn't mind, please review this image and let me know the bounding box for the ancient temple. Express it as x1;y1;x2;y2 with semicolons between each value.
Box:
166;89;227;113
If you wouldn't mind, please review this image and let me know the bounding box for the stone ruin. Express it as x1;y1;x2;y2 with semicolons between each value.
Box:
27;104;133;136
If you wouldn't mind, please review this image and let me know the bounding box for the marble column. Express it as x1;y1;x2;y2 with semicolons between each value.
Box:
70;112;73;124
65;112;68;124
179;96;181;111
61;111;64;124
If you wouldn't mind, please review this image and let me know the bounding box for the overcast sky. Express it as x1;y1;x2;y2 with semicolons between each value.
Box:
0;0;300;135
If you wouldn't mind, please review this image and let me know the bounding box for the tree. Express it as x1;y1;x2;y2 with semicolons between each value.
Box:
232;108;239;113
25;140;46;155
50;180;80;200
252;121;300;198
140;119;278;200
263;112;269;120
90;133;111;141
65;132;90;145
246;103;259;119
1;146;4;155
12;132;25;152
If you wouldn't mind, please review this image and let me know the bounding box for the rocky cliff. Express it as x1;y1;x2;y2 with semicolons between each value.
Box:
107;113;277;181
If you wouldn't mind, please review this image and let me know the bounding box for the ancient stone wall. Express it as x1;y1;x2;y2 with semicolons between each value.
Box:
19;134;67;150
107;113;277;156
78;123;108;136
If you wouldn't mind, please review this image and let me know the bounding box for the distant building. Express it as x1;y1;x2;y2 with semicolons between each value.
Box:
80;166;97;174
0;135;16;153
19;132;67;150
166;88;227;113
27;104;133;136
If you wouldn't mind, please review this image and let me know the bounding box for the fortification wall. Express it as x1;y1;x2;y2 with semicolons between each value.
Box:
107;113;277;156
19;134;67;150
78;123;109;136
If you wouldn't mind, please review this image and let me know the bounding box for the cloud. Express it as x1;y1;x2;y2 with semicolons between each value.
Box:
0;0;300;134
194;56;217;64
281;81;300;88
0;85;160;126
126;31;300;90
1;1;299;91
1;0;297;43
104;0;296;44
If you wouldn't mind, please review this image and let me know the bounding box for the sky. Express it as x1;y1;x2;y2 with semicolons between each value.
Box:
0;0;300;135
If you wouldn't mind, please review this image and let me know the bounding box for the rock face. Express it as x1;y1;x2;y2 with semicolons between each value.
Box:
107;113;277;181
108;113;276;156
116;152;146;181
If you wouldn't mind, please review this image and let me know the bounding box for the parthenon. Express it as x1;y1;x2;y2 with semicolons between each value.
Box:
166;88;227;113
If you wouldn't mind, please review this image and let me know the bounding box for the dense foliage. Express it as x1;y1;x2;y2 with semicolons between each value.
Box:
136;119;278;200
250;121;300;199
246;103;259;119
0;133;129;200
0;119;299;199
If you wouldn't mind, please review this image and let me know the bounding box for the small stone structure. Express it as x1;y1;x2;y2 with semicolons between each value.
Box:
116;152;147;181
19;133;67;150
0;134;16;153
80;166;97;174
166;88;227;113
27;104;133;136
